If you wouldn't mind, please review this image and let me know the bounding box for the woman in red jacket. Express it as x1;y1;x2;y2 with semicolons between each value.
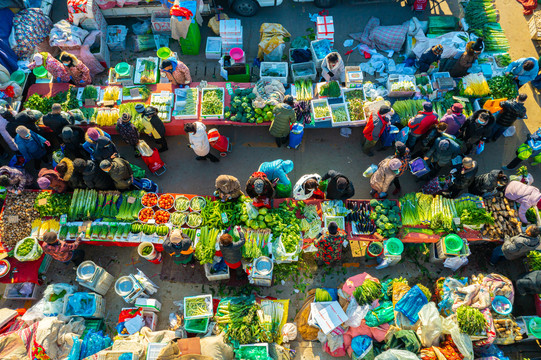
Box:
362;105;392;156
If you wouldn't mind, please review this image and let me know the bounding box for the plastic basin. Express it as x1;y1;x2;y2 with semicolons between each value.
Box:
491;295;512;315
367;242;384;257
229;47;244;61
385;238;404;255
444;234;463;253
10;70;25;85
529;317;541;338
157;47;172;60
32;66;48;78
114;62;130;76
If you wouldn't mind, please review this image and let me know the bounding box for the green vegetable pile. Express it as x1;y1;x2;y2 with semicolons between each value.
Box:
116;190;145;221
225;87;261;123
488;74;518;100
34;192;71;217
201;198;242;230
429;195;457;233
460;208;494;226
353;279;382;306
186;296;211;318
215;297;262;344
82;85;98;100
174;196;189;211
319;81;341;97
187;213;202;227
16;238;35;256
369;199;401;238
122;86;151;100
24;88;79;113
156;225;169;236
527;251;541;271
331;105;349;123
347;99;365;122
190;196;207;211
170;212;187;226
381;277;408;299
343;89;364;101
201;89;224;116
294;79;313;101
456;305;487;335
195;226;220;263
392;99;425;126
313;103;330;119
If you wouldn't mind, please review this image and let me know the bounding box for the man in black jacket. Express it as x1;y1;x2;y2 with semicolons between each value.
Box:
469;170;508;197
445;157;478;198
322;170;355;200
93;136;118;163
42;103;72;141
218;227;246;279
490;94;527;142
61;126;87;159
135;104;168;152
459;110;494;154
82;160;114;190
6;109;42;137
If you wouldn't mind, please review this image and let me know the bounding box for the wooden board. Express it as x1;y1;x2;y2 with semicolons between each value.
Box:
349;240;368;257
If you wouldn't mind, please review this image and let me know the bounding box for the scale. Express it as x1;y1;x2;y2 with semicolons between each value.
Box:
249;256;273;287
76;260;114;296
115;274;148;303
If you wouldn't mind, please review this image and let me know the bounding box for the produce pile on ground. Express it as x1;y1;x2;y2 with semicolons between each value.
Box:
456;305;487;335
464;0;510;52
242;228;271;259
482;193;521;239
353;279;382;305
369;199;401;238
34;192;71;217
0;192;40;248
392;99;425;126
215;296;263;344
201;89;224;116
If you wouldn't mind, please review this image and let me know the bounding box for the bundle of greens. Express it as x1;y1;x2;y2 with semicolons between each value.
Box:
488;75;518;100
319;81;341;97
460;209;494;226
215;296;262;344
392;99;425;126
34;192;71;217
294;79;313;101
353;279;382;306
527;251;541;271
116;190;146;221
457;305;487;335
400;192;420;226
195;226;220;264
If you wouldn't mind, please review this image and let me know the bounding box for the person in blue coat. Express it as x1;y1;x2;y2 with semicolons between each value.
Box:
14;126;50;169
506;57;539;87
82;127;112;160
258;159;294;186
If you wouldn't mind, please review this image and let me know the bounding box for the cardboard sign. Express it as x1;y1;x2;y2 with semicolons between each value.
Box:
37;198;48;206
7;215;18;223
130;88;140;98
84;99;96;106
103;100;115;107
123;80;134;87
127;196;136;204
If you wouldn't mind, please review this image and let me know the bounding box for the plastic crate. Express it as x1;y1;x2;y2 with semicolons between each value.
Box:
436;237;471;257
206;37;222;60
38;254;52;274
260;62;288;84
185;316;210;333
204;262;230;281
82;319;105;339
63;292;105;318
200;88;225;120
329;103;351;127
387;74;416;97
184;294;213;320
146;343;167;360
310;39;332;68
238;343;269;358
3;282;39;300
528;12;541;40
291;62;316;82
311;98;331;122
151;10;171;33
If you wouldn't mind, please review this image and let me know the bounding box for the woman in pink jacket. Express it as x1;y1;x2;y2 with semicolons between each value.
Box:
28;52;70;83
504;180;541;223
59;52;92;85
160;57;191;85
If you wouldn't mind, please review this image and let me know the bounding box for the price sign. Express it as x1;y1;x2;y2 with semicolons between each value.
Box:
127;196;136;204
103;100;115;107
84;99;96;106
123;80;134;87
7;215;18;223
37;198;48;206
148;219;156;225
130;88;140;98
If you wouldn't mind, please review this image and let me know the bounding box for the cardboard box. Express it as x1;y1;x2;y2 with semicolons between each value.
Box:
135;298;162;313
316;16;334;36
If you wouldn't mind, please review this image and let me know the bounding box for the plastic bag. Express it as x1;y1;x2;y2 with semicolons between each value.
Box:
374;349;419;360
444;256;468;271
344;296;370;328
365;301;394;327
416;302;442;347
79;330;113;359
132;20;152;35
363;164;378;178
503;126;516;137
351;335;374;360
66;335;81;360
22;283;77;321
14;237;43;262
64;292;97;317
281;323;297;343
394;285;428;324
441;317;473;360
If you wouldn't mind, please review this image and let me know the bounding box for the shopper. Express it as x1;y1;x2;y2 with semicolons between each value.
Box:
163;229;195;266
459;110;494;154
449;39;483;78
491;94;528;142
440;103;466;136
215;175;244;202
321;52;345;82
5;107;42;137
406;101;439;149
67;158;87;189
116;113;141;157
59;52;91;85
322;170;355;201
416;44;443;73
135;104;168;152
424;137;461;176
412;122;449;158
270;95;295;147
503;128;541;170
42;103;72;140
82;127;111;159
0;106;18;155
370;158;402;199
446;157;478;198
506;57;539;87
55;157;82;190
93;135;119;163
37;167;68;193
362;105;392;156
391;141;410;195
258;159;294;187
293;174;324;201
184;122;218;162
82;160;115;190
28;52;70;83
490;225;540;265
14;126;50;169
160;57;192;85
315;221;347;266
61;126;87;160
504;180;541;223
218;228;246;278
245;172;275;208
469;170;508;197
41;231;85;266
0;166;32;193
99;158;133;190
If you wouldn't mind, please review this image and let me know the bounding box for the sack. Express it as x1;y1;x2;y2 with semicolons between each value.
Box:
416;302;442;347
351;335;374;360
14;237;43;262
365;301;394;327
344;296;369;328
517;143;533;160
503;126;516;137
374;349;419;360
281;323;297;343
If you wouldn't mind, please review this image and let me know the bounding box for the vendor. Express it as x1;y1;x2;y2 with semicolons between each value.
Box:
321;52;345;83
416;44;443;73
160;56;192;86
116;113;141;158
217;228;246;279
28;52;70;83
163;229;195;266
43;103;72;142
258;159;294;187
469;170;508;197
59;52;92;85
270;95;295;147
37;167;68;193
135;104;168;152
0;165;32;194
41;231;85;266
315;221;347;266
504;180;541;224
215;175;244;202
449;38;483;78
362;104;392;156
446;157;478;198
293;174;324;201
322;170;355;201
490;225;541;265
245;171;275;208
506;56;539;87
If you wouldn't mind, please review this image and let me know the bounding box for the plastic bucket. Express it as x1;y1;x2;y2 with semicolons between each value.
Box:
138;242;158;260
10;70;25;85
385;238;404;255
229;48;245;63
444;234;463;253
529;317;541;338
157;47;172;60
367;242;384;257
114;62;130;76
32;66;48;78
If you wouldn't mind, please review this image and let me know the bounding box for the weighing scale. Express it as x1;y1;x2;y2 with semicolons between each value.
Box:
115;274;148;303
76;260;114;296
109;62;134;86
249;256;273;287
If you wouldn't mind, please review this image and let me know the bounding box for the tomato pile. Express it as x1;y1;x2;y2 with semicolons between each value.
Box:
158;194;174;210
154;210;170;224
139;207;155;222
141;193;158;207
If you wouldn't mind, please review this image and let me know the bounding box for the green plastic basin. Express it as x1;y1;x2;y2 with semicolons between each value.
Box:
33;66;48;78
10;70;25;85
157;47;172;60
385;238;404;255
444;234;463;253
114;62;130;76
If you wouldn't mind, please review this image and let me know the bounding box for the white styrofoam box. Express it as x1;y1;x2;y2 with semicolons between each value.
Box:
92;33;110;68
146;343;167;360
219;19;242;35
206;37;222;59
135;298;162;313
260;62;288;84
330;103;351;127
291;61;316;82
80;7;107;31
316;16;334;35
316;16;333;25
151;10;171;33
204;262;230;281
221;29;243;43
143;311;157;331
311;98;331;122
3;283;39;300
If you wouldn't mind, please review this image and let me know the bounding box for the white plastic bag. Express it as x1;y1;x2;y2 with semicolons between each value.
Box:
442;317;474;360
444;256;468;271
281;323;297;343
416;302;442;347
344;296;369;328
503;126;516;137
374;349;419;360
14;237;43;262
22;283;77;322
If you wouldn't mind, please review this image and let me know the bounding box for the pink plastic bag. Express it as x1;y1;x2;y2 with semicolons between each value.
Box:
96;0;116;10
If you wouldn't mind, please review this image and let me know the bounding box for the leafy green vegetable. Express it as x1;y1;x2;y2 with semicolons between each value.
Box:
457;305;487;335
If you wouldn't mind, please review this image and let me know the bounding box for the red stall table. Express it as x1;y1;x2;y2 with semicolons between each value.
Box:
0;255;43;284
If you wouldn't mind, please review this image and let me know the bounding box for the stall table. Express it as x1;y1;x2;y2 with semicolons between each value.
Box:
0;255;43;284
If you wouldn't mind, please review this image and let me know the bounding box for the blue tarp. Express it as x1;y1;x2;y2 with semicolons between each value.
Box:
0;9;17;73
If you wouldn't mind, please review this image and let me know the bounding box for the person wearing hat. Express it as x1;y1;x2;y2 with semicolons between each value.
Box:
503;128;541;171
28;52;70;83
459;110;494;154
14;126;50;169
160;56;191;86
441;103;466;136
424;137;461;176
59;52;91;85
93;135;119;163
491;94;528;142
322;170;355;201
416;44;443;73
490;225;540;265
506;57;539;87
135;104;168;152
163;229;195;266
100;158;133;190
505;181;541;224
407;101;439;149
61;125;87;160
270;95;295;147
293;174;325;201
245;172;275;208
41;231;85;266
450;39;483;78
42;103;72;142
412;122;450;159
82;127;112;159
321;52;346;83
362;104;392;156
391;141;410;195
5;107;42;138
0;106;18;157
215;175;244;202
55;157;83;190
0;165;32;194
217;227;246;278
469;169;508;197
258;159;294;187
37;167;68;193
369;158;402;199
314;221;347;266
65;158;87;189
184;122;217;162
82;159;115;190
446;157;478;197
116;112;141;157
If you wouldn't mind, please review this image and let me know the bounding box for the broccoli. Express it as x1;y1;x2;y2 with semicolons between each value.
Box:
370;212;378;220
379;215;389;223
375;206;383;213
376;220;385;229
392;206;400;213
384;223;394;230
248;93;256;100
383;200;393;208
377;228;383;234
388;214;399;223
370;199;379;208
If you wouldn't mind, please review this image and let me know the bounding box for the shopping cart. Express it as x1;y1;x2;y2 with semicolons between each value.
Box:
208;128;231;157
141;148;167;176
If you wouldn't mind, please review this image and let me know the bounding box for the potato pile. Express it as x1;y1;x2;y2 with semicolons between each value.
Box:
494;318;522;342
482;193;522;240
0;192;40;248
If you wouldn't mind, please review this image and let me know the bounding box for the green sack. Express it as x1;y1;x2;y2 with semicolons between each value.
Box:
533;152;541;164
517;143;533;160
365;301;395;327
275;183;292;198
130;164;146;179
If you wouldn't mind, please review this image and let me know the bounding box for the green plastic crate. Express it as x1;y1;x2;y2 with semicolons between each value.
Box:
179;23;201;55
227;65;250;83
184;317;210;333
82;319;105;338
